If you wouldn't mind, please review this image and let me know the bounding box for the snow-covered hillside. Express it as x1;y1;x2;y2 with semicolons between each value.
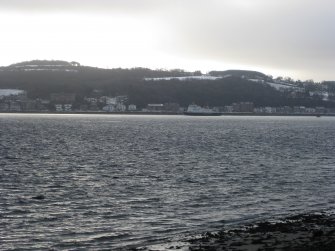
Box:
144;75;222;81
1;60;80;73
0;89;25;97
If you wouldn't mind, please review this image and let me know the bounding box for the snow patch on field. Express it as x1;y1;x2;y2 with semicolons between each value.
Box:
0;89;25;97
144;75;222;81
21;69;78;72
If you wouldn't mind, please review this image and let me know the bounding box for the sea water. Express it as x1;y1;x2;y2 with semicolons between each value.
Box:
1;114;335;250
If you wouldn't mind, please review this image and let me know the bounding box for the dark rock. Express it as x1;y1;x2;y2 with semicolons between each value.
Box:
183;213;335;251
32;195;45;200
311;229;324;238
251;238;263;244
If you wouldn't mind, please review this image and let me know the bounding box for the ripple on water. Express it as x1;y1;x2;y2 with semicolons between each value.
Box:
0;115;335;250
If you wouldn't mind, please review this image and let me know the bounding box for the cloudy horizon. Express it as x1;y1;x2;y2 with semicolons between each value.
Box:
0;0;334;81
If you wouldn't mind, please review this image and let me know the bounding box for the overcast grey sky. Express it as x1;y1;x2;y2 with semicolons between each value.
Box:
0;0;334;80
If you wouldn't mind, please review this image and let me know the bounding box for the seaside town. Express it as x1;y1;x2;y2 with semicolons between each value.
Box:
0;88;333;115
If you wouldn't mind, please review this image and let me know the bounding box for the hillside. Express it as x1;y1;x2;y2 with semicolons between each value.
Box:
0;60;334;109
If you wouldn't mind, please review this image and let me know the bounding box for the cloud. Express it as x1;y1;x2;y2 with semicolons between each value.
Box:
155;0;335;79
0;0;168;13
0;0;334;80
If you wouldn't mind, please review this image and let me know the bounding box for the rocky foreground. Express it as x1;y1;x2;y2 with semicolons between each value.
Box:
135;212;335;251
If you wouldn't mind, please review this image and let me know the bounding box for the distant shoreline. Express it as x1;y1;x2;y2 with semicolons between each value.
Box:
0;111;333;117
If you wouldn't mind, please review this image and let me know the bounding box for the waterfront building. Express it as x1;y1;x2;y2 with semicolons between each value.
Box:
103;104;115;112
224;106;234;113
116;103;126;112
147;104;164;111
64;104;72;112
315;107;326;114
128;104;137;111
55;104;63;112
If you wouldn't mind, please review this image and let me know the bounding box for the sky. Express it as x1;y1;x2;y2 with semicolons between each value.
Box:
0;0;334;81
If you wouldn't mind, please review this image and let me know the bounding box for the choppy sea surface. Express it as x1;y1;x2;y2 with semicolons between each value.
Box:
1;114;335;250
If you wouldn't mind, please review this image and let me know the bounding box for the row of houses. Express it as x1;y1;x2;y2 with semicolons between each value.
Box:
217;103;330;115
0;90;50;112
0;89;333;115
254;106;329;114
